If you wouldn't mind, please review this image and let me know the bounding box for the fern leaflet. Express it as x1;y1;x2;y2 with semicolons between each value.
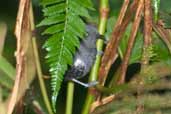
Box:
38;0;93;112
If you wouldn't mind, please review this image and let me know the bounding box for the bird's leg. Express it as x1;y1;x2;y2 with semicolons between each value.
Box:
71;78;98;88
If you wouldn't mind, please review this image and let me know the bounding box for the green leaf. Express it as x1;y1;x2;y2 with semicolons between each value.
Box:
0;71;14;89
159;0;171;28
70;1;91;18
41;0;65;7
160;12;171;28
42;23;64;35
0;55;15;80
105;17;143;64
160;0;171;13
105;16;117;41
37;14;65;27
66;31;80;47
129;31;143;64
118;24;143;64
43;3;66;16
0;56;15;89
75;0;94;10
152;32;171;62
38;0;94;112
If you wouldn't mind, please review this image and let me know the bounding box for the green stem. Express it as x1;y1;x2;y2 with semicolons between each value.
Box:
152;0;160;23
81;40;104;114
65;82;75;114
81;0;109;114
32;36;54;114
98;0;109;35
29;3;54;114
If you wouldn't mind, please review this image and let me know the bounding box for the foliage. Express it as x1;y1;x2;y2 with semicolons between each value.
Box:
0;55;15;97
152;0;160;22
1;0;171;114
105;17;144;64
160;0;171;28
38;0;94;111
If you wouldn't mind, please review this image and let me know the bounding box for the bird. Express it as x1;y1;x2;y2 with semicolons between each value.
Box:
65;24;100;87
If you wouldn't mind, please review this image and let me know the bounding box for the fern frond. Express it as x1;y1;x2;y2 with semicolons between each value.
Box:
38;0;93;112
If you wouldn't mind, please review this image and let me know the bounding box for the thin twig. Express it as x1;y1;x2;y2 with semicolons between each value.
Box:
136;0;152;112
90;95;115;113
90;62;171;112
30;3;54;114
92;92;171;114
118;0;144;84
153;21;171;53
98;0;130;86
98;0;139;86
142;0;152;65
106;0;139;88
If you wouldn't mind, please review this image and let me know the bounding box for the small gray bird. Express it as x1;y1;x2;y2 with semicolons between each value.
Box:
65;24;100;87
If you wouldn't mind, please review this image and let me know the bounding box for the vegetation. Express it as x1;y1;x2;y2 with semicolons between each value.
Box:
0;0;171;114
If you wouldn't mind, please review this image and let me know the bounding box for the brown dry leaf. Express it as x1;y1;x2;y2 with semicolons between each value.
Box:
7;0;36;114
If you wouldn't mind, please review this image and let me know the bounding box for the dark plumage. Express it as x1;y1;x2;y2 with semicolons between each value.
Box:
65;24;99;87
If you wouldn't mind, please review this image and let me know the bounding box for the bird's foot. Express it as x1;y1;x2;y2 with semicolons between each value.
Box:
71;78;98;88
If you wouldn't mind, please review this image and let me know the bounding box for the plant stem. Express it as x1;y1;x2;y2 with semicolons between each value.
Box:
107;0;138;87
65;82;75;114
81;0;109;114
29;3;54;114
118;0;143;84
81;39;104;114
98;0;130;85
98;0;109;34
